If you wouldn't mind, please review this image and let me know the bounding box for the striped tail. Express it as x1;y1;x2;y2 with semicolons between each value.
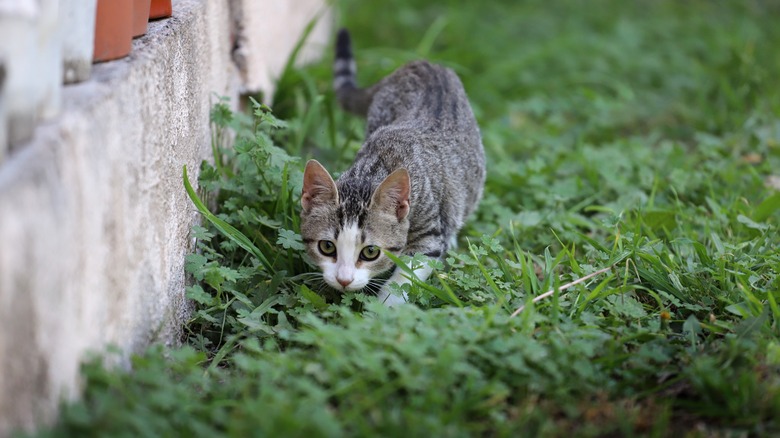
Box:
333;29;373;116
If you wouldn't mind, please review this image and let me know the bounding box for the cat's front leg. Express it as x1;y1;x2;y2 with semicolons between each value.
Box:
376;262;434;307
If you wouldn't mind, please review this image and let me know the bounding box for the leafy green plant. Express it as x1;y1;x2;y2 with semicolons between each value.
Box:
182;97;332;358
33;0;780;436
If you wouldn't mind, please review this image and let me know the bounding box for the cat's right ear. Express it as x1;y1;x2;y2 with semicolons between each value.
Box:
302;160;339;212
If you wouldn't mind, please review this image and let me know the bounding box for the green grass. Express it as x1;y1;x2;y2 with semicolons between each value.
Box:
35;0;780;436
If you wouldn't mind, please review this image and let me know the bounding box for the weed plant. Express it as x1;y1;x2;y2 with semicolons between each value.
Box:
38;0;780;436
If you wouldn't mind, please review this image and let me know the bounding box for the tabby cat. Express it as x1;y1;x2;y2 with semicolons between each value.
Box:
300;29;485;306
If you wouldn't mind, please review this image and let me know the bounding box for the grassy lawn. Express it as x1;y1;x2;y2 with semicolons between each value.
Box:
38;0;780;436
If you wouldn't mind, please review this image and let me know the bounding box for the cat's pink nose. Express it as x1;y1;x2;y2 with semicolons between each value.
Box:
337;277;352;288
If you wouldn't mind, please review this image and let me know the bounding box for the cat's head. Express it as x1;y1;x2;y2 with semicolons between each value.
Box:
300;160;410;291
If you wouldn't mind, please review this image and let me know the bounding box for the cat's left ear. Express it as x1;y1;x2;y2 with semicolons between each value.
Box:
371;168;410;221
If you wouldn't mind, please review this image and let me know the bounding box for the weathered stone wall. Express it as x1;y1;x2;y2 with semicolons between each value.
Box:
0;0;331;435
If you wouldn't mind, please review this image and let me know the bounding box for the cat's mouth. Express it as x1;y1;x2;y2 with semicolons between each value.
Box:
325;276;386;295
337;284;365;292
326;278;369;292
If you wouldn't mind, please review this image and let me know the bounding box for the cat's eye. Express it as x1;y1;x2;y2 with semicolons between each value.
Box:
360;245;381;261
318;240;337;256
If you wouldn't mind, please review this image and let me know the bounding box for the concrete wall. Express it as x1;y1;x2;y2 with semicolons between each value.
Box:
0;0;331;435
232;0;332;94
61;0;97;84
0;0;62;149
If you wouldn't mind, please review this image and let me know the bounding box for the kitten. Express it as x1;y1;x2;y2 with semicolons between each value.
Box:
300;29;485;306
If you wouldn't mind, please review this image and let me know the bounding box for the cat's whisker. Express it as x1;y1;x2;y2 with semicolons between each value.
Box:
362;282;380;296
291;272;323;282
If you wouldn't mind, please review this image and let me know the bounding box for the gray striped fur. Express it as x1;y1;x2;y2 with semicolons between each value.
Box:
301;29;485;303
